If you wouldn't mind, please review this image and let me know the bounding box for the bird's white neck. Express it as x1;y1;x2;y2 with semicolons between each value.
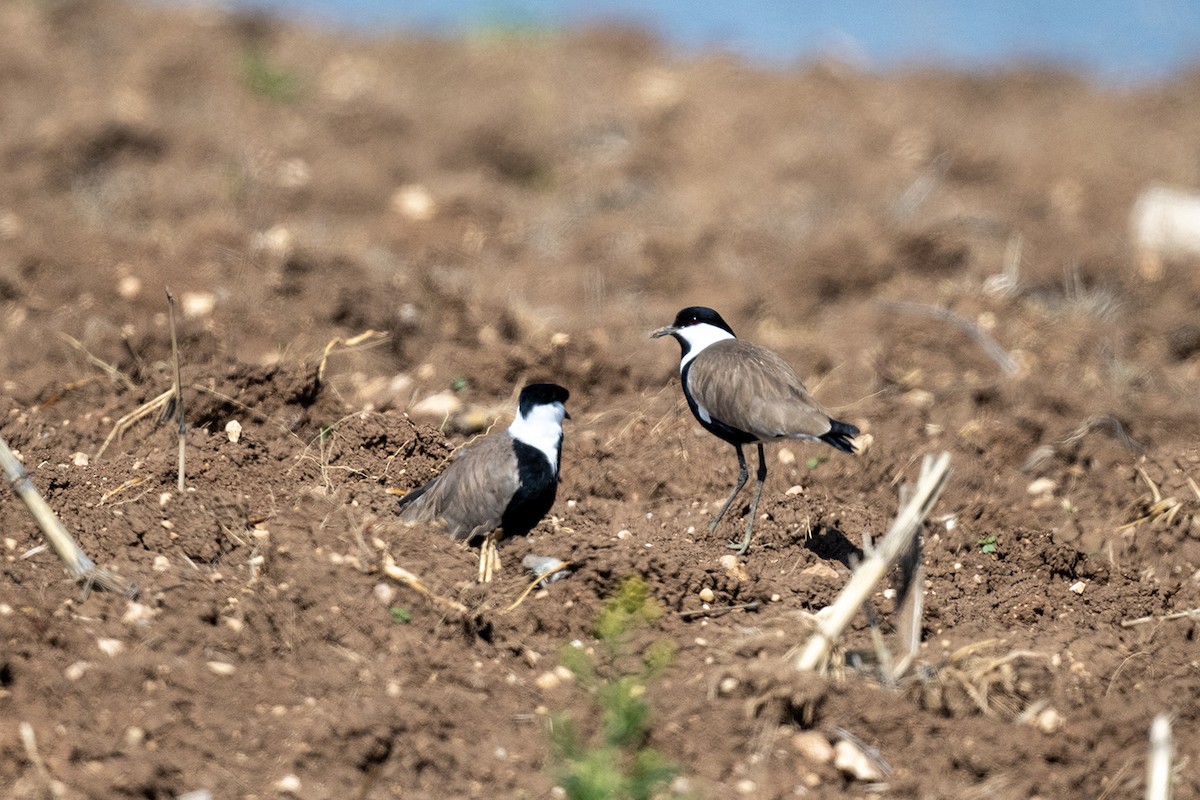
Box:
509;402;566;471
677;323;736;371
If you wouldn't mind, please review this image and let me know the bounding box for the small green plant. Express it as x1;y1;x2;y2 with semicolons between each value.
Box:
806;453;829;469
388;606;412;624
451;375;470;392
978;533;998;555
551;577;683;800
241;47;302;103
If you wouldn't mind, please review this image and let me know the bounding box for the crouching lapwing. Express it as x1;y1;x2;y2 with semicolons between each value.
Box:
398;383;570;582
653;307;859;554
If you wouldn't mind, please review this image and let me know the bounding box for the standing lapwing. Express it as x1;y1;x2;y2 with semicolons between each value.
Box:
397;383;570;582
653;307;859;554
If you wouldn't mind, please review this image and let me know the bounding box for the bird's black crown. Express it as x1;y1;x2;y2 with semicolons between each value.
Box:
671;306;736;336
518;383;570;416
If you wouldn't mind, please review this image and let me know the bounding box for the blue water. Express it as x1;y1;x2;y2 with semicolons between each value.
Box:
214;0;1200;82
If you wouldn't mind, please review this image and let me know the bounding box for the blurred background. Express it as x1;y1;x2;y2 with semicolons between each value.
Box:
183;0;1200;82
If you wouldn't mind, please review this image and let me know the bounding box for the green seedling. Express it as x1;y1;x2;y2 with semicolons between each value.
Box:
451;375;470;392
551;576;684;800
388;606;412;624
978;533;998;555
807;453;829;470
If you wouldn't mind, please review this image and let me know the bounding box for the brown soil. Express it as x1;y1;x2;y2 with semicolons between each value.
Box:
3;2;1200;798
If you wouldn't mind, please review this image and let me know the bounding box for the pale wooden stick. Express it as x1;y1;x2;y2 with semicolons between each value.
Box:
382;553;469;615
794;451;951;672
165;289;186;493
1146;714;1173;800
1;436;137;597
1121;608;1200;627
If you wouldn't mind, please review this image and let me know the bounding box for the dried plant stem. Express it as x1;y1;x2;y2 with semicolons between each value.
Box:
794;451;951;672
1146;714;1173;800
382;553;469;615
503;560;573;613
879;301;1018;376
165;289;186;493
1;436;137;597
1121;607;1200;628
19;721;66;799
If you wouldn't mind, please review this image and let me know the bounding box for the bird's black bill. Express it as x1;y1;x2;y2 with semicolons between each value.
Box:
650;325;677;339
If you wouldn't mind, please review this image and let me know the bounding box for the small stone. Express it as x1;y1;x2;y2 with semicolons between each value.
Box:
535;671;562;690
206;661;236;676
777;448;796;465
1069;581;1086;594
800;562;839;581
718;676;739;695
152;555;171;572
698;587;715;603
97;638;125;657
181;291;215;318
1036;707;1064;733
373;582;397;605
410;391;463;420
0;604;11;616
274;773;302;795
117;274;142;299
550;332;570;349
785;484;805;496
616;529;631;539
902;389;935;409
392;184;436;221
64;661;92;681
71;451;89;467
553;665;574;682
224;617;245;633
159;492;172;507
225;420;242;443
1027;477;1057;496
121;602;155;624
792;731;834;764
123;727;145;748
735;779;757;795
833;739;885;781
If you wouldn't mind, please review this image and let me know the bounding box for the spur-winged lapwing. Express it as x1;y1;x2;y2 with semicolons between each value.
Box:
653;307;859;554
397;383;570;582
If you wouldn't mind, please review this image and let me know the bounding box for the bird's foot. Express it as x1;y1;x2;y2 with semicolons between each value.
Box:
477;536;501;583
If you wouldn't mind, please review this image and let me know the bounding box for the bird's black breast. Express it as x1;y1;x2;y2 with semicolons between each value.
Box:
681;359;757;446
501;439;560;537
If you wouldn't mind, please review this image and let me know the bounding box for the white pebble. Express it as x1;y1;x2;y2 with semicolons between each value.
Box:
64;661;92;681
373;582;397;605
124;727;145;747
735;779;757;795
785;484;805;496
0;603;12;616
206;661;236;676
152;555;171;572
1036;707;1064;733
392;184;436;221
777;448;796;465
792;731;834;764
1027;477;1057;496
117;275;142;299
535;671;561;690
833;740;885;781
616;529;631;539
1069;581;1086;594
698;587;715;603
71;451;89;467
181;291;215;319
718;676;739;695
122;602;155;624
274;773;302;795
224;420;242;443
97;638;125;657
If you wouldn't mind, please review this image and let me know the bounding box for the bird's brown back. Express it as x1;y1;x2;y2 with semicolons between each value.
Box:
399;431;520;540
686;339;834;441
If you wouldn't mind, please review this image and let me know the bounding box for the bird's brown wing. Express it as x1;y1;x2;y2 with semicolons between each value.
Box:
686;339;834;440
399;432;520;540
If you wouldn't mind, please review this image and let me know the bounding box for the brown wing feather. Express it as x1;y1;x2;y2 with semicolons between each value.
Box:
399;432;520;540
687;339;834;440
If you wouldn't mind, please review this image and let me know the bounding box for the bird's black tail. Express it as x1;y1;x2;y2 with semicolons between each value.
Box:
820;418;860;454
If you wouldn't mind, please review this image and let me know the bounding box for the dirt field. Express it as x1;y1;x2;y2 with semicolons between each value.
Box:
3;2;1200;798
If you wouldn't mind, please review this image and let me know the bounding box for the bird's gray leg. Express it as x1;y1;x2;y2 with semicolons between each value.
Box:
709;444;749;533
728;443;768;554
